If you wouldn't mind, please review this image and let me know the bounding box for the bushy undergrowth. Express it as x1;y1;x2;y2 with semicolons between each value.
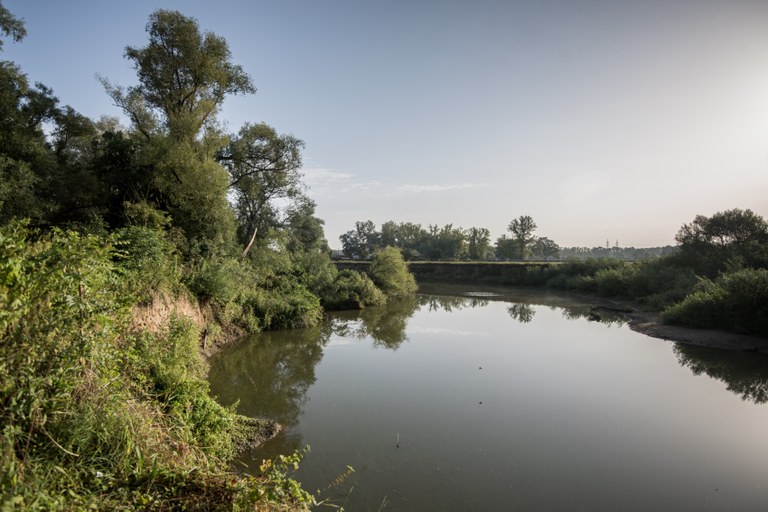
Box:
541;251;768;337
543;257;697;310
319;268;386;310
186;249;324;334
0;225;314;510
662;268;768;336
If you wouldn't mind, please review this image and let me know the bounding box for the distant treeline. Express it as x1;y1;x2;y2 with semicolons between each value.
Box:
559;245;677;260
340;208;768;339
337;217;675;261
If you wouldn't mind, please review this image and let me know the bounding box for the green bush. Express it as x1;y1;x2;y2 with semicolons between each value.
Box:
594;267;630;297
186;253;323;332
544;257;699;311
662;269;768;335
627;259;697;309
543;258;623;293
320;269;386;310
367;246;418;298
242;283;323;330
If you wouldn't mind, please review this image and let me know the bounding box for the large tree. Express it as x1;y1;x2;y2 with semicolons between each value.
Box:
466;227;492;260
507;215;537;260
675;208;768;276
494;234;521;260
103;10;257;256
529;236;560;260
0;10;105;229
106;9;254;142
0;63;56;224
340;220;380;260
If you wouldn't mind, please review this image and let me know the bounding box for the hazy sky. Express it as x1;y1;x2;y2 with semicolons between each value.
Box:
4;0;768;248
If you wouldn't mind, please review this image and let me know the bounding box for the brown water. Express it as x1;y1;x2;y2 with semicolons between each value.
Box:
208;284;768;511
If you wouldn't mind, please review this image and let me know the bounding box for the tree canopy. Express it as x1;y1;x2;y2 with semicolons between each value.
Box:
508;215;537;259
0;1;25;51
107;9;254;142
675;208;768;276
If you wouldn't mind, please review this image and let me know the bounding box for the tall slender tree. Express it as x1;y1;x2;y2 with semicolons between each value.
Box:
508;215;537;260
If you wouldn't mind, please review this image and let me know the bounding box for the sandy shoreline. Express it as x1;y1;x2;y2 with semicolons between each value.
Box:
626;312;768;352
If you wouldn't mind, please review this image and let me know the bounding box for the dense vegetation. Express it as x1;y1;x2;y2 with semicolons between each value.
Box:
537;208;768;336
0;4;415;510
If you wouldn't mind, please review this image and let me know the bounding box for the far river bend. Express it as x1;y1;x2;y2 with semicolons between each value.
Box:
208;283;768;511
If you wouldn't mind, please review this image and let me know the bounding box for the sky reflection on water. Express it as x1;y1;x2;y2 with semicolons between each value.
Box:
209;284;768;511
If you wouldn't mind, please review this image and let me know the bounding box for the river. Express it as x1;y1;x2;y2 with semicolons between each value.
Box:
208;284;768;511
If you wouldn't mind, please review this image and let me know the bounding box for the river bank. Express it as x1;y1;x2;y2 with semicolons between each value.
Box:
627;312;768;352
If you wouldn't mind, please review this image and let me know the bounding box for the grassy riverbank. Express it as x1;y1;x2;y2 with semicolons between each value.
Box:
0;226;319;510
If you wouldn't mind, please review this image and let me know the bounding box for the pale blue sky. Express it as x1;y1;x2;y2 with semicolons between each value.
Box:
4;0;768;247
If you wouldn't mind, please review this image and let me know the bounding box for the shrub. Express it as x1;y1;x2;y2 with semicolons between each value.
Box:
662;268;768;336
594;267;631;297
543;258;624;293
367;246;418;298
320;269;386;310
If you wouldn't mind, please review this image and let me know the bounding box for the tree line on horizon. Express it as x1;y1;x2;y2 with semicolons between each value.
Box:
338;215;675;261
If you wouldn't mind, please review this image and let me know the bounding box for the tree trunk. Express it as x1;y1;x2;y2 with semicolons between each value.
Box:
241;226;258;258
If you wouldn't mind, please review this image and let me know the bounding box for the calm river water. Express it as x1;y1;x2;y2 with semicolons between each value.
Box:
208;284;768;511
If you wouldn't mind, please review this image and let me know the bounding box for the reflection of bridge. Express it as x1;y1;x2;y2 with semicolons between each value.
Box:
334;260;557;286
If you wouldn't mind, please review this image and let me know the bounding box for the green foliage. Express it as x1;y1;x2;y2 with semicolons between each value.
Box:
367;246;418;298
0;1;26;50
675;208;768;277
0;223;313;510
422;224;467;260
494;234;523;261
508;215;537;259
186;251;323;332
0;62;57;226
118;9;255;141
466;227;492;260
542;257;697;310
220;122;306;250
662;269;768;336
319;269;386;310
235;449;317;509
115;225;181;299
340;220;380;260
541;258;623;292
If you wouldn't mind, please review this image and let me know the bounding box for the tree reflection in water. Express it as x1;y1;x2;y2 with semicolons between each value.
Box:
208;324;330;429
674;344;768;404
508;303;535;323
331;294;493;350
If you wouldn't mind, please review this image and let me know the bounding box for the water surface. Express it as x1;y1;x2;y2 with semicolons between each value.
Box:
209;284;768;511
